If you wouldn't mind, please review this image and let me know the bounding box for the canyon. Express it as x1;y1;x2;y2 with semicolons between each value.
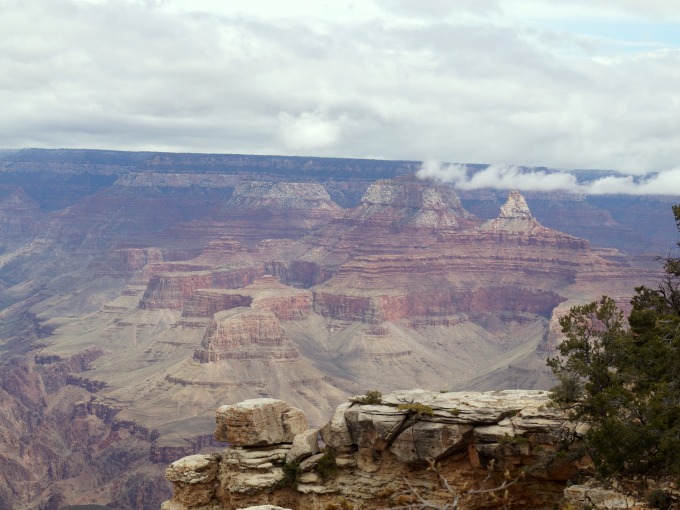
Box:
0;149;676;509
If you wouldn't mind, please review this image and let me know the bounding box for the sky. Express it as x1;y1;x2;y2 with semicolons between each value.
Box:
2;0;680;192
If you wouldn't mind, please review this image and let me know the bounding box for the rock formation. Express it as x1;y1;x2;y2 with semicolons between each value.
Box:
162;391;593;510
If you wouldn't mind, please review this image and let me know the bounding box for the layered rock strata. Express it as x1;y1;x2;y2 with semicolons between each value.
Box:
3;164;667;509
163;391;592;510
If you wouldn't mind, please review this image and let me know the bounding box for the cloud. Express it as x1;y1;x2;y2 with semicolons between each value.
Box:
0;0;679;180
276;111;342;152
417;161;680;195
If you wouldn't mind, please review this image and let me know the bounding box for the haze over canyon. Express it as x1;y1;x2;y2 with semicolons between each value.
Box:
0;149;676;509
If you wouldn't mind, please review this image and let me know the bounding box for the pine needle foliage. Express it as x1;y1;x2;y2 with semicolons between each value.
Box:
547;205;680;477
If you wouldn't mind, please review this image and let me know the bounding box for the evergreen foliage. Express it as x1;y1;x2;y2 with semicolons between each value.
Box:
316;449;339;480
355;390;383;405
396;402;434;416
548;205;680;477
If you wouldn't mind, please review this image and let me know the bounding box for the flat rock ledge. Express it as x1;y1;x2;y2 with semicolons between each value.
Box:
162;390;595;510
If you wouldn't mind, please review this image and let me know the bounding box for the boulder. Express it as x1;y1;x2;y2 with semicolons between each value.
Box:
299;452;324;472
286;428;319;464
215;398;307;446
165;454;220;507
320;402;354;451
344;404;408;450
390;422;472;463
165;454;219;484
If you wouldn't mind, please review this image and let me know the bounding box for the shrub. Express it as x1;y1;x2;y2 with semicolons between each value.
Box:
316;449;339;480
498;433;528;446
647;489;672;509
396;402;434;416
281;460;302;488
355;390;382;405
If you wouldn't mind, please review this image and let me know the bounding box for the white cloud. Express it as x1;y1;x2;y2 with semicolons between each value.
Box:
1;0;680;187
417;162;582;192
417;161;680;195
276;111;342;152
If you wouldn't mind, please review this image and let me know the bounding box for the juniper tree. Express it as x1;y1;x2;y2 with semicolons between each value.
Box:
548;206;680;477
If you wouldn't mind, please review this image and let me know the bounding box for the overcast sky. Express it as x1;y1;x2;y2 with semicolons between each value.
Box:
2;0;680;186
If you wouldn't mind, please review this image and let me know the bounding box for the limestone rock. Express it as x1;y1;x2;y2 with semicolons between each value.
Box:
162;391;595;510
222;445;291;469
320;402;354;452
215;399;307;446
390;422;472;463
298;471;321;484
383;389;549;424
564;484;642;509
298;452;324;472
165;454;220;484
165;454;220;507
344;404;408;450
226;469;286;494
286;428;319;464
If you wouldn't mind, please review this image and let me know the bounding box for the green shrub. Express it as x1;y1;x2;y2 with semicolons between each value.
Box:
396;402;434;416
355;390;382;405
316;449;339;480
647;489;672;509
281;460;302;488
498;433;528;446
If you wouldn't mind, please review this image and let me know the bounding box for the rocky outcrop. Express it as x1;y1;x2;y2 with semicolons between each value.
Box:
163;391;592;510
139;267;265;310
193;309;300;363
215;399;307;446
110;247;164;273
183;276;312;321
356;176;480;230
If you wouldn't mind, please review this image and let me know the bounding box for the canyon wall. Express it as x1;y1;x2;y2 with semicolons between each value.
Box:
0;149;673;509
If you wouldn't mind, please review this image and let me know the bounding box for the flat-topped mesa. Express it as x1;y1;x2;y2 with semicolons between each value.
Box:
356;176;479;230
219;182;342;227
227;182;339;210
190;236;253;266
200;181;344;244
182;275;312;320
193;308;300;363
138;266;265;310
163;391;593;510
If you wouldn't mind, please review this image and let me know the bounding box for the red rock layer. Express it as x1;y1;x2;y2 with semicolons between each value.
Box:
182;276;312;320
139;267;264;310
